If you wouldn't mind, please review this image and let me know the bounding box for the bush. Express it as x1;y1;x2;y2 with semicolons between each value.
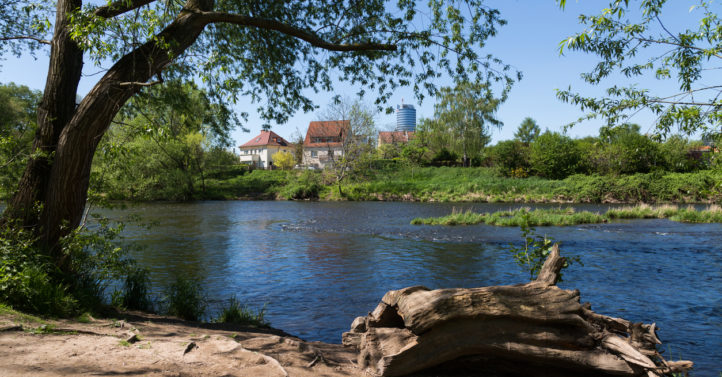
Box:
214;296;269;327
593;132;661;174
529;132;582;179
164;277;206;321
0;217;138;317
279;170;322;199
490;140;529;176
430;148;459;166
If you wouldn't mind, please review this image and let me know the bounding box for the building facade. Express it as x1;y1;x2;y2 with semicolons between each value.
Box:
239;130;294;169
302;120;349;169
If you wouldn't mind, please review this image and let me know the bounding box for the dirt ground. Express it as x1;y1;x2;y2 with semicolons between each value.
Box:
0;310;364;377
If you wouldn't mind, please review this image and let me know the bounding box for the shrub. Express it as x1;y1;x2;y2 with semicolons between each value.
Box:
214;296;269;327
529;132;582;179
164;277;206;321
0;216;137;317
491;140;529;176
430;148;458;166
593;132;661;174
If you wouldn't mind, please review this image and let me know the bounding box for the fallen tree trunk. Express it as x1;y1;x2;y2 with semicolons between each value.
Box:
342;245;693;377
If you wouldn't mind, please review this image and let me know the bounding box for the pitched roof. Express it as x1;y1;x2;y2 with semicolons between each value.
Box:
239;130;291;148
378;131;416;145
304;120;349;147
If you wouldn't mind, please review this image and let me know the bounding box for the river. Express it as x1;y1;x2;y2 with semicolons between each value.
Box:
91;201;720;375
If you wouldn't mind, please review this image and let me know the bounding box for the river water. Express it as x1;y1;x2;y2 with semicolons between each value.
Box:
98;202;720;375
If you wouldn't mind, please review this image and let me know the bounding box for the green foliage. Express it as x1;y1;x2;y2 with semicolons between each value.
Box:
422;81;504;166
430;148;459;166
0;214;140;317
412;204;722;226
411;207;606;226
660;135;701;172
507;218;558;280
214;297;269;328
529;131;582;179
557;0;722;136
514;117;541;145
278;171;322;200
111;267;153;312
592;125;661;175
92;82;242;201
0;82;42;198
490;140;529;176
163;277;207;322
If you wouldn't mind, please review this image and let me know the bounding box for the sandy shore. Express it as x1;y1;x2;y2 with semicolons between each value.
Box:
0;310;362;377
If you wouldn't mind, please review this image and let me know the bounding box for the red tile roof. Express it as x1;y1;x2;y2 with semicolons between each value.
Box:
378;131;416;145
304;120;349;147
239;130;291;148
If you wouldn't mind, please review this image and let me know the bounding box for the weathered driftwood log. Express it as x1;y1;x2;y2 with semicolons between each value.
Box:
343;245;693;377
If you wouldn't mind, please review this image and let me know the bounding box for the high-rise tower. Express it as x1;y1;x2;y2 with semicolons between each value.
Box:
395;104;416;132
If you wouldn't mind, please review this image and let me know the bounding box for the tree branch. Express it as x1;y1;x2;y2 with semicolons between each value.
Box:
648;99;720;106
118;80;162;87
94;0;157;18
636;37;722;60
198;11;397;52
0;35;51;45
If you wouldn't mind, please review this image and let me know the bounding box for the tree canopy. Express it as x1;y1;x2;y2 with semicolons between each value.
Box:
0;0;519;256
557;0;722;137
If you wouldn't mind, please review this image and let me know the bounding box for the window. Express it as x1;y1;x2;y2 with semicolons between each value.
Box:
311;151;317;157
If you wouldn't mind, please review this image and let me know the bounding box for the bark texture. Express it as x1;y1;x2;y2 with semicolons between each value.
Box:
342;245;693;377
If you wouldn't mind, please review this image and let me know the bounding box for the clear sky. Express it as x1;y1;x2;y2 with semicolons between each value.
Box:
0;1;713;147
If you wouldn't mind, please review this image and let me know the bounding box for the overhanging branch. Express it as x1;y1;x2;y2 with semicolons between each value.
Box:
198;11;397;52
94;0;157;18
0;35;51;45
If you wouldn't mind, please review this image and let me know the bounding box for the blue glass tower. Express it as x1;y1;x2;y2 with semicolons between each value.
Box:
395;104;416;131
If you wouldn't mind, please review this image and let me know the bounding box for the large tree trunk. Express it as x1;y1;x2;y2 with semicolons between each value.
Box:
343;245;693;377
1;0;214;272
2;0;83;231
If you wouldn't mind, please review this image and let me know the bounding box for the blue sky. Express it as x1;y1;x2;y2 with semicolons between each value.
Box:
0;1;713;146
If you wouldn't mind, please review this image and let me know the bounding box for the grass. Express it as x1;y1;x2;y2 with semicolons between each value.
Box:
412;204;722;226
94;165;722;204
163;277;207;322
0;303;47;326
335;167;722;204
213;297;269;328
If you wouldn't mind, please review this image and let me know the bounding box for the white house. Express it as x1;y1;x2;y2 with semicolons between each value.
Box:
302;120;349;169
239;130;294;169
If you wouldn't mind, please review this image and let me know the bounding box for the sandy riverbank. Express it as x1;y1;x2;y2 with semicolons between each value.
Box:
0;310;362;377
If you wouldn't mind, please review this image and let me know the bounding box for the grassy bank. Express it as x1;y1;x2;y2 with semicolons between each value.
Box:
411;204;722;226
81;166;722;203
337;167;722;203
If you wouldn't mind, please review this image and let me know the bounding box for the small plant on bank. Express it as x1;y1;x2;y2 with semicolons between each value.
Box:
163;277;207;321
214;296;269;327
507;213;580;281
111;267;153;312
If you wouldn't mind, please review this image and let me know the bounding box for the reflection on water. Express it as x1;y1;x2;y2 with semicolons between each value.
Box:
91;202;721;375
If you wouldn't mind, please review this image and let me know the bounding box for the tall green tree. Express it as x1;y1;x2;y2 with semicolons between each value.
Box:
558;0;722;136
428;81;505;166
93;81;239;200
0;0;518;269
514;117;541;145
0;83;42;197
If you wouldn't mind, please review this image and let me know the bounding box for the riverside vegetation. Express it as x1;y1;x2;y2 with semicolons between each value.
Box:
410;204;722;226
